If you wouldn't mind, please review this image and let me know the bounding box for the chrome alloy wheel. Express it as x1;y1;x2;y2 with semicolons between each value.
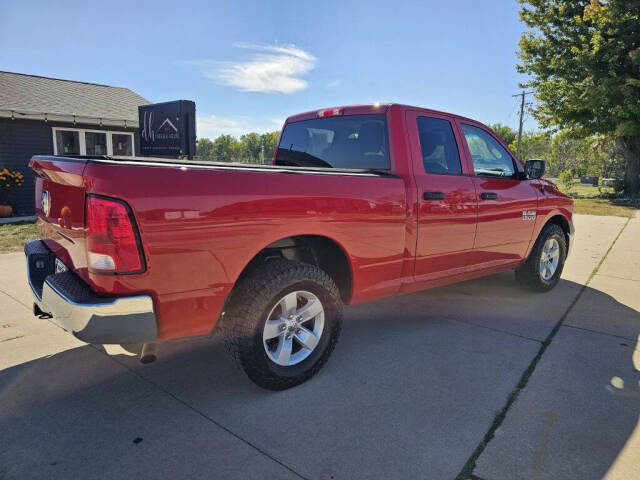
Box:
263;290;325;366
539;238;560;281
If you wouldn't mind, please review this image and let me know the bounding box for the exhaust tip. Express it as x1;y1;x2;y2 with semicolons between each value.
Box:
140;353;157;364
140;342;158;364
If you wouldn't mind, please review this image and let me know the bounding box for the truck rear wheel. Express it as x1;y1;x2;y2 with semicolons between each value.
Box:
222;259;343;390
515;223;567;292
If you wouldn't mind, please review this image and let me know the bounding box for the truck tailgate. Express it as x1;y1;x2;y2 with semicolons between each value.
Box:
29;156;90;281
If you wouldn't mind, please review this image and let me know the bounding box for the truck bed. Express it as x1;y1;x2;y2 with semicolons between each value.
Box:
29;154;409;340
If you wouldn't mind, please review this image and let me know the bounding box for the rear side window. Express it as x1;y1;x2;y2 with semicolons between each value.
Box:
276;114;390;169
417;117;462;175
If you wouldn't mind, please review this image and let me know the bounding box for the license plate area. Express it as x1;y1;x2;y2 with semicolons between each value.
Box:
55;258;68;274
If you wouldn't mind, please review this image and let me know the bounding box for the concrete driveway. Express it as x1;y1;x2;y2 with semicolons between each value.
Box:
1;214;638;480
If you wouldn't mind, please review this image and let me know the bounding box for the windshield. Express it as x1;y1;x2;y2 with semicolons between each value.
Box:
275;114;390;169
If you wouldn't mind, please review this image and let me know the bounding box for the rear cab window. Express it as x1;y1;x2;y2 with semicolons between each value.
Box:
275;114;390;170
417;117;462;175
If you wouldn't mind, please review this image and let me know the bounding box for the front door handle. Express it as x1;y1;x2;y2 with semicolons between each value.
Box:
480;192;498;200
423;191;445;200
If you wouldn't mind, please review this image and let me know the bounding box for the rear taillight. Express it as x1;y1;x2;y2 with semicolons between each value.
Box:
317;107;343;118
85;195;144;274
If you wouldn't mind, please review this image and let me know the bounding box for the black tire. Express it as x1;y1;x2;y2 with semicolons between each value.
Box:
222;259;343;390
515;223;567;292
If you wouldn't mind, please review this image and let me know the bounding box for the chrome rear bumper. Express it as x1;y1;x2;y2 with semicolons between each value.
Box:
25;240;157;344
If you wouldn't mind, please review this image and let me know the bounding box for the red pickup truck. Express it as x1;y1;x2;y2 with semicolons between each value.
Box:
25;104;573;390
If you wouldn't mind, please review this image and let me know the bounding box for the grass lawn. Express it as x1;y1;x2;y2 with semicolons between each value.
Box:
0;222;39;253
567;184;615;197
573;198;638;218
556;182;639;218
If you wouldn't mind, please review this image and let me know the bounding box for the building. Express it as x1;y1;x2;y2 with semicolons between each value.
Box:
0;71;150;216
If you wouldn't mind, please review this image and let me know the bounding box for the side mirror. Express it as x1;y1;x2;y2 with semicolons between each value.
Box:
525;159;546;179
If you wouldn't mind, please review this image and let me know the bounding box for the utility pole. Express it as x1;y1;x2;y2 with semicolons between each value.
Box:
512;91;533;159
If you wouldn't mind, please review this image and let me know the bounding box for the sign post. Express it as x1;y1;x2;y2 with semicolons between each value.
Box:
138;100;196;158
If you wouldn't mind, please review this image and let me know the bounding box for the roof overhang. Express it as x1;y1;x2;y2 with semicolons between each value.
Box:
0;109;137;128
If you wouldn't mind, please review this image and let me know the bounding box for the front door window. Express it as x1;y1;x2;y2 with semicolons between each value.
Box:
461;124;515;178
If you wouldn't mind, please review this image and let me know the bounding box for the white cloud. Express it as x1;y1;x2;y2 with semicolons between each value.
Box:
199;43;316;94
326;79;342;89
197;115;282;139
197;115;245;138
267;116;285;127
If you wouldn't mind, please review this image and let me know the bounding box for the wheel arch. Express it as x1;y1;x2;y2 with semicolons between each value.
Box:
524;211;572;260
545;214;572;250
233;234;354;304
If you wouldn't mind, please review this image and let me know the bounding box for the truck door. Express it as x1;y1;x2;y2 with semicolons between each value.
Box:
406;111;479;281
456;121;539;266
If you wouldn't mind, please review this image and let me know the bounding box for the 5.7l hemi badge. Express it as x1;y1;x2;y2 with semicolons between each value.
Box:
522;210;537;221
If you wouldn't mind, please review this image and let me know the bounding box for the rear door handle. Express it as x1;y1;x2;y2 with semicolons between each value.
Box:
423;191;445;200
480;192;498;200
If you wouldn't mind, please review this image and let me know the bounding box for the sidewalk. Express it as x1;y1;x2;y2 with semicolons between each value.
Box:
475;215;640;480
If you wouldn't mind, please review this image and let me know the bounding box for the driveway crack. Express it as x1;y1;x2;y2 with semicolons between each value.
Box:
455;217;630;480
0;289;31;311
444;316;543;344
0;335;25;343
595;273;639;283
92;345;310;480
562;323;638;342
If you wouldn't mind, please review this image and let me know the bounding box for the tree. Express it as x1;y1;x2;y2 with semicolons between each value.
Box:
240;133;263;163
590;135;626;183
230;140;250;163
196;131;280;163
517;0;640;194
547;130;587;177
212;134;236;162
508;130;551;162
261;131;279;163
547;130;625;182
489;123;518;146
196;138;215;160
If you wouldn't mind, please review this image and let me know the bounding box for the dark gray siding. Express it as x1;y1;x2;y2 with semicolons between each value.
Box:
0;118;52;215
0;118;140;215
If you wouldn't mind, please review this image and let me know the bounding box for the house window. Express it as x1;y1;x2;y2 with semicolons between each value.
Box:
112;134;133;156
53;128;135;157
85;132;107;155
55;130;80;155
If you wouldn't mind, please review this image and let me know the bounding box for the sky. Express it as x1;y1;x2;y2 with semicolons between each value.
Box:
0;0;536;139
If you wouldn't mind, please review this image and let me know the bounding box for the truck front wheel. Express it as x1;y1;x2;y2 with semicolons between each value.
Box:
515;223;567;292
222;260;343;390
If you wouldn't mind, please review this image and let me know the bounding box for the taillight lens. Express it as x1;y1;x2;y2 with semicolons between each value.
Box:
85;195;144;274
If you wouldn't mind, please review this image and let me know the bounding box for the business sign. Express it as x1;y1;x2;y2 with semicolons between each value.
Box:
138;100;196;158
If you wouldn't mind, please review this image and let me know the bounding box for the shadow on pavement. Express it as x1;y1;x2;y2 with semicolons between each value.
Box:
475;282;640;479
0;274;638;480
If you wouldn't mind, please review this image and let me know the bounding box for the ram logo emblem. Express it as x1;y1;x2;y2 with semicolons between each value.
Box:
522;210;537;221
